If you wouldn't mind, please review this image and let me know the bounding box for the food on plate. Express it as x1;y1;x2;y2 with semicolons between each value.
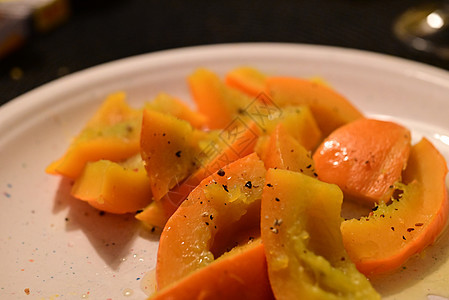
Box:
261;168;380;299
46;66;449;298
71;154;152;214
140;109;210;201
146;92;207;129
260;123;316;176
150;240;274;300
188;68;254;129
313;118;412;205
254;105;322;152
156;153;265;288
46;90;207;214
264;76;364;137
225;66;267;97
46;91;142;179
341;138;449;275
137;121;260;228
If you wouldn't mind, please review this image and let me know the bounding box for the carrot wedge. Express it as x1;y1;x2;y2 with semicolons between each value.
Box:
149;242;274;300
225;66;267;97
145;92;207;129
261;169;380;299
136;122;260;228
313;118;411;205
155;153;266;289
71;155;151;214
46;92;142;179
341;138;449;275
265;77;363;136
140;109;209;201
262;123;316;177
188;68;253;129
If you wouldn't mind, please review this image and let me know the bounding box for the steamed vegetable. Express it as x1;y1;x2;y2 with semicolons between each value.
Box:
261;168;380;299
313;118;411;205
45;66;448;299
341;138;448;275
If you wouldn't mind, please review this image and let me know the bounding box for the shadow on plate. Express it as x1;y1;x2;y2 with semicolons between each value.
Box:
369;223;449;297
52;177;160;270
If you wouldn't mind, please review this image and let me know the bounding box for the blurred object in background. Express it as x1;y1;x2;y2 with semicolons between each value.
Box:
394;0;449;59
0;0;70;59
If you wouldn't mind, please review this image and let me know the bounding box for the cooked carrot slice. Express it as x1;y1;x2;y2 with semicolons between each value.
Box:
225;66;267;97
71;155;151;214
46;92;142;179
261;169;380;299
265;77;363;136
140;109;210;201
261;123;316;177
188;68;253;129
136;122;261;228
341;138;449;275
155;153;266;289
145;92;206;129
313;118;411;205
150;241;274;300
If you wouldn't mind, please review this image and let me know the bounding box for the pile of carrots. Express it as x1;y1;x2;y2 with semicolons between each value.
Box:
46;67;448;299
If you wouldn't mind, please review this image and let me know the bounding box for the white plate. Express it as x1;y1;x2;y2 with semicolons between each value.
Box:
1;43;449;300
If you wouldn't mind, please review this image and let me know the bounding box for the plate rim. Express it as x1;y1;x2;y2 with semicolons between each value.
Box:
2;42;449;127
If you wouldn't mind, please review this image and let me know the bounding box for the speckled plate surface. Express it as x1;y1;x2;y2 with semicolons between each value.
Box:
1;43;449;299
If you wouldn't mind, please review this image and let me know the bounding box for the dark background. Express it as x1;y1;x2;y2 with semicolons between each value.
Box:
2;0;449;106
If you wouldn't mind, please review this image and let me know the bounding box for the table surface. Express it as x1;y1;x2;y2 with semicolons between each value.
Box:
2;0;449;106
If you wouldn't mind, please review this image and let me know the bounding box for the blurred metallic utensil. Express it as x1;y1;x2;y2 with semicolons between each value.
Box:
394;1;449;59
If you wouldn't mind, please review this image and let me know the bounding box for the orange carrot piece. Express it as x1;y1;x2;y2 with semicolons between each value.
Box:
262;124;316;177
156;153;266;289
149;242;274;300
225;66;267;97
188;68;253;129
341;138;448;275
265;77;363;137
145;92;206;129
71;155;151;214
263;105;322;151
46;92;142;179
140;109;208;201
136;122;261;228
261;169;380;299
313;118;411;205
